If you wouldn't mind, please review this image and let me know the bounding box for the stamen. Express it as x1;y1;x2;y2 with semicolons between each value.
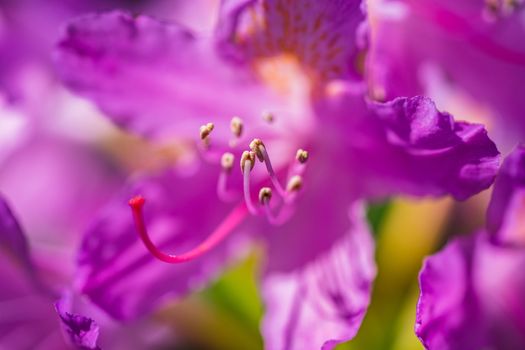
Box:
257;187;289;225
240;150;256;173
230;117;243;138
243;159;259;215
262;111;274;123
221;152;234;173
199;122;214;140
258;187;273;205
250;139;287;197
249;138;265;162
287;175;303;192
295;149;309;164
199;122;214;149
262;203;291;226
129;196;247;264
217;152;237;202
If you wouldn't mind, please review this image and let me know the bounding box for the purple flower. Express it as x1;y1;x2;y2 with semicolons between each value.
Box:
55;2;500;348
368;0;525;148
416;145;525;349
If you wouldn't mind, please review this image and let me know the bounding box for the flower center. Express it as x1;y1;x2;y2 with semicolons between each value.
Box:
129;122;309;264
253;53;313;97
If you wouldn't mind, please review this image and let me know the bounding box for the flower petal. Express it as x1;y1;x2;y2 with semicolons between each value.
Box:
55;294;101;350
78;162;252;320
56;11;296;142
261;203;375;350
218;0;367;82
368;0;525;145
416;233;525;349
487;144;525;245
0;252;69;349
0;194;31;268
348;96;500;200
0;197;68;349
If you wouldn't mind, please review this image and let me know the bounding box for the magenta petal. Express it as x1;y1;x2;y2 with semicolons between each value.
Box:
78;163;251;320
0;195;31;268
486;145;525;245
0;252;68;349
416;233;525;349
55;294;101;350
0;197;68;349
261;203;376;350
55;11;290;142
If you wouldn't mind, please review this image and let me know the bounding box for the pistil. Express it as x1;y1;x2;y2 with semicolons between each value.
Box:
241;151;259;215
129;196;248;263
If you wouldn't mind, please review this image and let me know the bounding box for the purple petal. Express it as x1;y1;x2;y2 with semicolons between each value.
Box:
487;145;525;245
0;136;123;248
0;253;69;349
78;162;252;320
55;11;295;142
261;203;375;350
218;0;367;81
0;194;55;296
0;200;67;348
0;195;31;267
416;233;525;349
349;96;500;200
55;294;101;350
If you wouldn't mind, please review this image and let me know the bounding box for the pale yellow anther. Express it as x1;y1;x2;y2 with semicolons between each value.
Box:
296;149;309;164
258;187;272;205
240;150;256;173
221;152;235;172
199;122;214;140
249;138;265;162
286;175;303;192
230;117;243;138
262;111;274;123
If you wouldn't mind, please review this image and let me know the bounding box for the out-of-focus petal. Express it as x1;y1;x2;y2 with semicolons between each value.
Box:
0;197;68;349
368;0;525;146
78;162;252;320
0;253;69;350
416;233;525;349
55;294;100;350
416;236;479;350
55;11;296;142
0;194;31;267
0;135;123;249
261;203;375;350
218;0;367;82
487;145;525;245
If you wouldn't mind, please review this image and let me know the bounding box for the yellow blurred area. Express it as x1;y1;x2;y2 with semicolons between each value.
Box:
341;196;453;350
